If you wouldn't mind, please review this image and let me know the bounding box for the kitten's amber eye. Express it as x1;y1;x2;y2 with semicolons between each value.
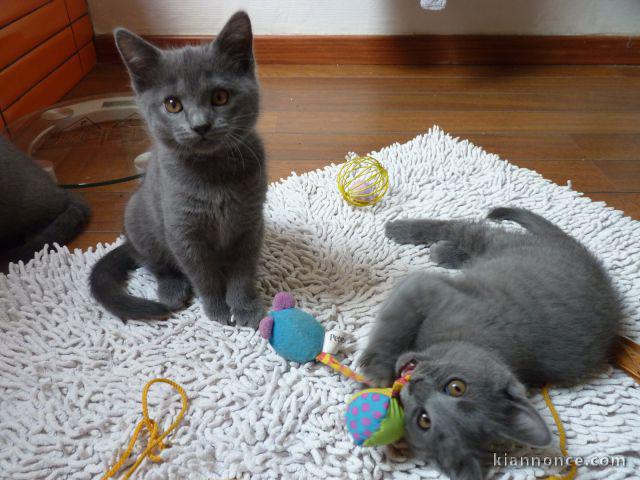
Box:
445;379;467;397
212;88;229;106
417;410;431;430
164;96;182;113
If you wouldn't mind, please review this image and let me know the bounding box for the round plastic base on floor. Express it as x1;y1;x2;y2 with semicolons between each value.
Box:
4;94;149;188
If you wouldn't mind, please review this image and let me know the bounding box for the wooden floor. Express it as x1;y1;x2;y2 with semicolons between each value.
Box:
51;63;640;250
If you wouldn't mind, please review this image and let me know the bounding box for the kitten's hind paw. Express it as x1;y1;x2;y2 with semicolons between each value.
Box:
157;275;192;310
430;241;470;269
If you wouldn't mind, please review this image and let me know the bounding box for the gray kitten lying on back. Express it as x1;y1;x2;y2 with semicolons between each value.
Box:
90;12;266;326
361;207;622;480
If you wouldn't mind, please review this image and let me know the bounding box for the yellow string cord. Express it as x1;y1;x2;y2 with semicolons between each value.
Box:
316;352;371;385
102;378;188;480
542;386;577;480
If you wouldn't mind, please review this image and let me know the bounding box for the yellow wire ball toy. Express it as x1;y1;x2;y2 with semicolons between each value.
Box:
337;155;389;207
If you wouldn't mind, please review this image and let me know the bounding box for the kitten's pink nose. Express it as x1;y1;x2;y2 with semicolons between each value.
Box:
192;123;211;136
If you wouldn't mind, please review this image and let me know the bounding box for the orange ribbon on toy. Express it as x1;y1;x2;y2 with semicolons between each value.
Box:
316;352;373;386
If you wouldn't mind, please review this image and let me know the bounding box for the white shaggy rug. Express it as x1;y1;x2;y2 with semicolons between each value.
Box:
1;127;639;480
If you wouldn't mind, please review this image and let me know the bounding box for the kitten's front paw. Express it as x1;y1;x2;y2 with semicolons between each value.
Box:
430;240;469;269
203;299;231;324
359;350;397;387
230;299;264;329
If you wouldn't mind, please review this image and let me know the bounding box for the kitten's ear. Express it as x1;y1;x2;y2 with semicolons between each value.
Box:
214;11;254;73
114;28;161;91
500;381;552;447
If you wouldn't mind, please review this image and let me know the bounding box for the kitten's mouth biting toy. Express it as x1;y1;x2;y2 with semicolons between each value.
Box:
395;360;417;406
398;360;417;378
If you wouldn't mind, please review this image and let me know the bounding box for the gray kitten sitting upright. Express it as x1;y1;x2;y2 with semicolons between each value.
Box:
90;12;266;327
361;207;622;480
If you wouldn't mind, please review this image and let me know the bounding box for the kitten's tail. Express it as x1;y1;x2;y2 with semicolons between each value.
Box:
3;193;91;265
90;242;170;319
487;207;567;237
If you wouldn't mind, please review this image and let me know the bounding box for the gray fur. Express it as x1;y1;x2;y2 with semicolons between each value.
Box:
361;207;622;480
0;136;91;271
90;11;266;326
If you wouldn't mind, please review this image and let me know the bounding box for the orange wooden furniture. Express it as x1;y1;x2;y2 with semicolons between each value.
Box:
0;0;97;132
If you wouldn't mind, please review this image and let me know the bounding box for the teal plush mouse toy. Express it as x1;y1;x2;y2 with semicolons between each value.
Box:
258;292;325;363
258;292;368;382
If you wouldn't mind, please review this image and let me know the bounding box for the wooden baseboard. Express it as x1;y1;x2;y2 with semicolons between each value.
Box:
95;34;640;66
